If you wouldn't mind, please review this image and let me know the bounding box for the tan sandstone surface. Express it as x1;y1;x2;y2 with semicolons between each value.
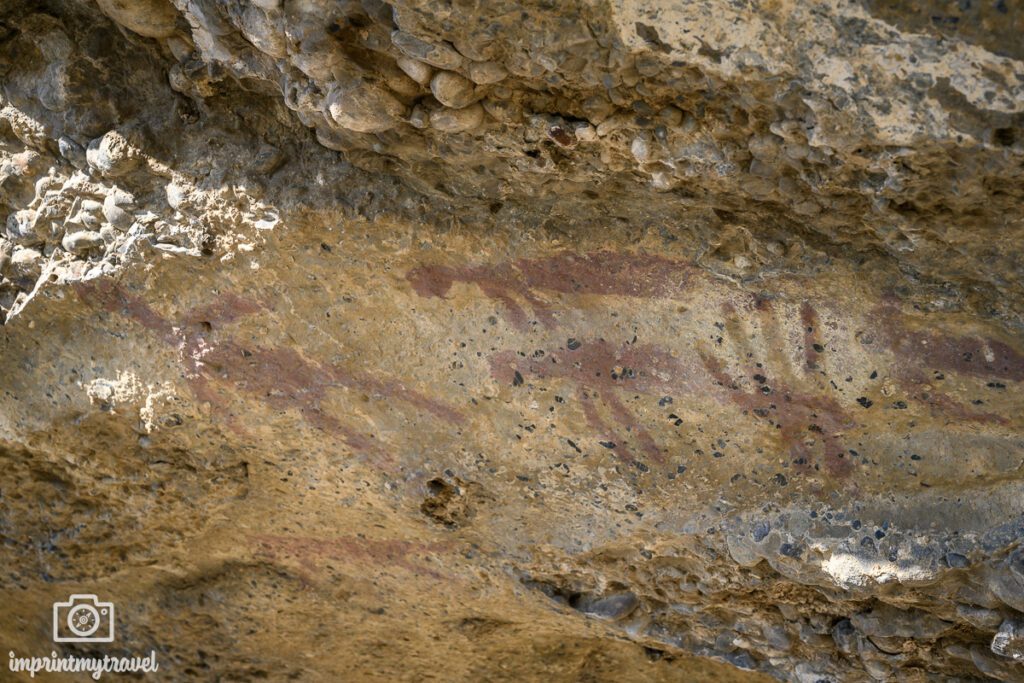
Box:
1;0;1023;680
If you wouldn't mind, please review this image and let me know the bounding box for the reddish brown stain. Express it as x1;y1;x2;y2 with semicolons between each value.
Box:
76;280;178;343
702;299;857;479
801;301;821;370
601;390;662;462
894;330;1024;381
489;339;701;396
874;302;1022;424
489;339;706;465
699;348;855;479
874;300;1024;381
251;534;453;580
337;371;465;425
184;293;262;328
513;252;694;298
407;251;694;330
74;282;464;461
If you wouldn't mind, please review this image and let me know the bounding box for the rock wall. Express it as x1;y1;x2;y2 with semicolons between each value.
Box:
1;0;1023;680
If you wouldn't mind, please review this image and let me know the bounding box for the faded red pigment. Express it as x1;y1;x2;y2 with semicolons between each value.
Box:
75;281;464;465
698;299;857;479
407;251;694;330
875;301;1024;425
488;339;706;465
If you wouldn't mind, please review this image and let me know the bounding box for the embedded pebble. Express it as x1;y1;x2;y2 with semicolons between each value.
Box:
657;106;684;127
5;210;38;245
9;247;42;275
80;199;103;215
991;620;1024;660
467;61;508;85
0;239;11;274
407;104;428;129
631;136;650;162
391;31;464;70
572;123;597;142
851;606;953;640
102;201;130;231
96;0;179;38
430;103;484;133
86;131;138;177
165;182;188;210
945;552;970;568
1009;549;1024;582
481;98;522;123
69;209;100;231
379;63;422;98
327;81;406;133
61;230;105;254
577;592;639;620
678;112;698;134
957;605;1003;630
396;57;433;85
430;71;477;109
251;144;284;175
102;189;135;229
235;5;286;59
596;114;628;137
57;136;86;168
831;619;857;654
99;225;117;244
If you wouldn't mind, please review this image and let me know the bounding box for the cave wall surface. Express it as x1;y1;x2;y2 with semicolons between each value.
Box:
1;0;1023;680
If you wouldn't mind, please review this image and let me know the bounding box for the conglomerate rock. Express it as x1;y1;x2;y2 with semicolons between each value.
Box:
0;0;1022;680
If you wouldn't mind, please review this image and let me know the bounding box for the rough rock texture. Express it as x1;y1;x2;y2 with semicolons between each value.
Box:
1;0;1023;680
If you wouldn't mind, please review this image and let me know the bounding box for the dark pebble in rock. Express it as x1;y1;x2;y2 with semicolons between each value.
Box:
779;543;801;558
831;619;857;653
724;651;757;670
946;552;970;568
578;592;638;620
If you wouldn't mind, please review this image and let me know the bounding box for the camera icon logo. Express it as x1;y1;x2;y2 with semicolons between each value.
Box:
52;594;115;643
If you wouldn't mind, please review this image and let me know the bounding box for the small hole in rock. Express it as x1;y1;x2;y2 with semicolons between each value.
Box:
993;127;1016;146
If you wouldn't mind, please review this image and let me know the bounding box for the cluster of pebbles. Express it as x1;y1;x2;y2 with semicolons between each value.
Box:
0;121;244;321
143;0;1024;324
0;128;140;318
4;0;1023;323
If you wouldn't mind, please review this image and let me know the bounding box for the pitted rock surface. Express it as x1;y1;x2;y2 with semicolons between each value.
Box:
1;1;1023;681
